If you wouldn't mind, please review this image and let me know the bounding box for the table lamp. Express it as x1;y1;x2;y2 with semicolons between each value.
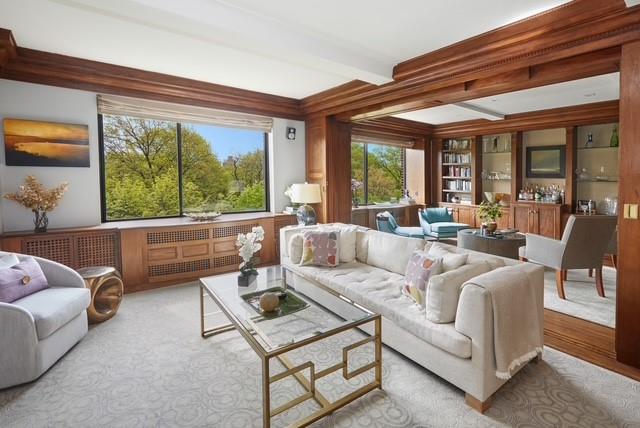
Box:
290;183;321;225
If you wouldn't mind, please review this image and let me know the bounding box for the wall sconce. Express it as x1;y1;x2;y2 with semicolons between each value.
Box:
286;127;296;141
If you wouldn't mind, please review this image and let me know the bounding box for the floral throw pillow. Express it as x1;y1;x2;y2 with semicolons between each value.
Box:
300;231;340;267
402;251;443;307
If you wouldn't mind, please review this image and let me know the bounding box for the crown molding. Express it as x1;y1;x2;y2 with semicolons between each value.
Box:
0;31;302;120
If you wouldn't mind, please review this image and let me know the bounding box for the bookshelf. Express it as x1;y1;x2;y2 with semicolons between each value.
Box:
440;138;476;204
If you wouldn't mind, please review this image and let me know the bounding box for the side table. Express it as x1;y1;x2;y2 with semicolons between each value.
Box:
457;229;526;259
77;266;124;324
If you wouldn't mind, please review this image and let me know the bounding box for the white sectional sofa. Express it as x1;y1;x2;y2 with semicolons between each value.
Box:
280;224;544;412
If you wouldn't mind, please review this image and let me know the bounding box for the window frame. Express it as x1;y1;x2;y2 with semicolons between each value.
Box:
98;114;271;223
352;141;406;206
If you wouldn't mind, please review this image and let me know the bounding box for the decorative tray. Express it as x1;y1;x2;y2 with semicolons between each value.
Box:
241;287;309;319
184;211;222;221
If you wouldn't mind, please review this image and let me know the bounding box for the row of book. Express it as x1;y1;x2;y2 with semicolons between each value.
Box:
444;179;472;191
445;166;471;177
443;139;471;150
443;152;471;164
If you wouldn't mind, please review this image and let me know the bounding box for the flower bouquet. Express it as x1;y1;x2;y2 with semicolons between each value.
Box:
236;226;265;286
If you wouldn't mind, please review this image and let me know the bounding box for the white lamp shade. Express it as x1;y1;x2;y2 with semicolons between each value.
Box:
290;183;322;204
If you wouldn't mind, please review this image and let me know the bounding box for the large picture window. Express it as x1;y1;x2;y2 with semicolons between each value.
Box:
100;114;268;221
350;142;405;206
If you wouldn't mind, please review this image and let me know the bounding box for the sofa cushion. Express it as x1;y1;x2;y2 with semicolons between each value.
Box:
428;244;468;272
0;257;49;303
467;253;506;269
426;262;492;324
300;231;340;267
355;230;374;263
429;222;469;234
289;262;472;358
402;252;442;307
288;233;304;264
366;232;425;275
13;287;91;339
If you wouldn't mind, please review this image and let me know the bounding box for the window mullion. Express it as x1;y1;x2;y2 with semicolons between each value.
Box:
177;123;184;216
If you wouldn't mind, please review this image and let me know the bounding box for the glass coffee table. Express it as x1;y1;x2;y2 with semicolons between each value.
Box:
199;266;382;428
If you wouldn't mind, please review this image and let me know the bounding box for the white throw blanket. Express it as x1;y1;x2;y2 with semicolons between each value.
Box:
462;264;544;379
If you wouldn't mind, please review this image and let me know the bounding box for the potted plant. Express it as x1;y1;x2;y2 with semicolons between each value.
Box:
4;175;69;233
477;201;502;235
236;226;265;286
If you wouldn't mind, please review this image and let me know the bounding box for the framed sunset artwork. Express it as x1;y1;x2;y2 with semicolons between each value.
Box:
3;118;90;167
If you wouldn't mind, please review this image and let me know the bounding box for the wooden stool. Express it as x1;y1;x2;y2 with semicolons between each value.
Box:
77;266;123;324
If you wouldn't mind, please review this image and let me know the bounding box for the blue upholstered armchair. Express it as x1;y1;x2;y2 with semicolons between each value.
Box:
375;212;424;238
418;208;469;240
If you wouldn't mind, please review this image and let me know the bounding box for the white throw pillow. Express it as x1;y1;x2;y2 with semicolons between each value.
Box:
322;225;358;263
367;232;424;275
426;261;492;323
0;253;20;269
356;230;373;263
288;233;304;264
428;244;468;272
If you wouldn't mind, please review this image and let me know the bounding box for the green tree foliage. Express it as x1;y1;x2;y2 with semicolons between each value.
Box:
103;115;266;220
350;143;404;204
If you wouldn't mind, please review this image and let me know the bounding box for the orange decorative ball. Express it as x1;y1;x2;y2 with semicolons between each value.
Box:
259;292;280;312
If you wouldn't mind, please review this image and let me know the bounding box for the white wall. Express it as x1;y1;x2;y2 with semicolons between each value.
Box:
269;118;306;212
0;79;101;232
0;79;306;232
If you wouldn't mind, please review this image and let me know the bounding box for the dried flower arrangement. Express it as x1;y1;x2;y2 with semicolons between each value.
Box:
4;175;69;232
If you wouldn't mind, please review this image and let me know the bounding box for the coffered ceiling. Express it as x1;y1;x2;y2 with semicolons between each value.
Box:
1;0;571;98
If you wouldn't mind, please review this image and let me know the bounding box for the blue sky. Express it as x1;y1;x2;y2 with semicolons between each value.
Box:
187;123;264;160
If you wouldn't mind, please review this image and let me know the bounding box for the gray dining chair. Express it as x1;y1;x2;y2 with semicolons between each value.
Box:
518;215;617;299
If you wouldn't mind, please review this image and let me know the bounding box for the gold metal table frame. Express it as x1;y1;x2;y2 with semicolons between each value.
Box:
199;268;382;428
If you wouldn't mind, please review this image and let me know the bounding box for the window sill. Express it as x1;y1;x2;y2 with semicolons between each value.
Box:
0;212;293;237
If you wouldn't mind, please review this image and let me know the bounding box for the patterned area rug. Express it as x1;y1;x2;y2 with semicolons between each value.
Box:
543;267;616;328
1;282;638;428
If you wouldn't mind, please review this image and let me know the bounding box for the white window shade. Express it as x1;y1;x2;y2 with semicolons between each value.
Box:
351;131;414;148
97;94;273;132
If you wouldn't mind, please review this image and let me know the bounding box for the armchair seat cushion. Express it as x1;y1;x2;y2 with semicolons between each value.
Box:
13;287;91;339
430;222;469;234
394;226;425;238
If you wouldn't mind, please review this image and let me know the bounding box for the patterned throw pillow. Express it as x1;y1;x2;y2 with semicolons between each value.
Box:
0;257;49;303
402;251;443;307
299;231;340;267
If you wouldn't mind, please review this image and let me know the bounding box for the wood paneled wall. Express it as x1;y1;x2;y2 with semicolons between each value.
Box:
0;214;298;294
305;116;352;224
616;40;640;367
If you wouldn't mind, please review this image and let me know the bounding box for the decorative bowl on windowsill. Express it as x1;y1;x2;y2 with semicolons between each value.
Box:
184;211;222;222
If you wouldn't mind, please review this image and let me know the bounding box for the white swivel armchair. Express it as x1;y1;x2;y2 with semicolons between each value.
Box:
518;215;617;300
0;252;90;389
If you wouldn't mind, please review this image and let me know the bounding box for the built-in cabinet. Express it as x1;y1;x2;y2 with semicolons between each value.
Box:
0;213;298;293
438;202;510;231
435;121;618;239
511;202;567;239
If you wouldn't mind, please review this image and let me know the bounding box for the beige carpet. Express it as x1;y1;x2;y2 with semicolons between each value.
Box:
1;282;638;428
543;267;616;328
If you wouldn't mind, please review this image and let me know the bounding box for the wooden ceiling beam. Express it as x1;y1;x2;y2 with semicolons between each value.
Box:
0;28;17;69
431;100;619;137
393;0;627;81
302;3;638;119
344;46;621;121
